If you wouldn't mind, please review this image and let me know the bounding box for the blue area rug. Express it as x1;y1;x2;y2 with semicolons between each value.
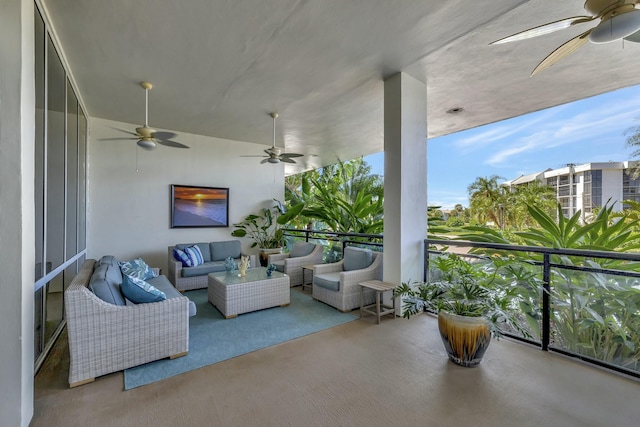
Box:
124;289;357;389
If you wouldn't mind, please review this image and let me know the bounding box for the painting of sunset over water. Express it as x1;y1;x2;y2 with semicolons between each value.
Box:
171;185;229;228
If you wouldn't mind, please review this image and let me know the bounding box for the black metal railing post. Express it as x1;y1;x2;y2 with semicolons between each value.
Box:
423;239;429;283
542;253;550;352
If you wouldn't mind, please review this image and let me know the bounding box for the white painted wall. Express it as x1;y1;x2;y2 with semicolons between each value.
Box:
0;1;35;426
88;118;285;272
602;169;623;211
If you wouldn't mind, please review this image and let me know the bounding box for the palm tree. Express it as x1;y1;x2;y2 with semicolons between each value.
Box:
467;175;505;227
510;181;556;229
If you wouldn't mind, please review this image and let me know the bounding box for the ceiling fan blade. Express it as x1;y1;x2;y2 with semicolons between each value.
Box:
156;139;190;149
240;155;268;158
280;153;303;159
151;131;178;140
531;29;592;76
625;29;640;43
111;127;140;137
490;16;594;45
98;137;138;141
260;158;270;164
280;157;297;164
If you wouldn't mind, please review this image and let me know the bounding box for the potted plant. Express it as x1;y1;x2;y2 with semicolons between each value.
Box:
231;200;304;266
393;253;536;367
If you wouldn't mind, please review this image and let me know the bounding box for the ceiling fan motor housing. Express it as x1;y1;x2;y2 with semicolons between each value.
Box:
584;0;634;16
584;0;640;44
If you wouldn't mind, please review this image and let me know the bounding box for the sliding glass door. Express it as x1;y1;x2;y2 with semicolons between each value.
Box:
34;5;88;370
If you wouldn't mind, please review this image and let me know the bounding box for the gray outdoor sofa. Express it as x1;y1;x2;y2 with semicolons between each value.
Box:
168;240;256;291
64;256;195;387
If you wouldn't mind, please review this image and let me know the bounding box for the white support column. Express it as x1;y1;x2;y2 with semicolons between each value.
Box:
383;72;427;311
0;0;35;426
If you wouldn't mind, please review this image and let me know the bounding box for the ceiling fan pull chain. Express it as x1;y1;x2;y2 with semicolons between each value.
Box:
145;86;149;127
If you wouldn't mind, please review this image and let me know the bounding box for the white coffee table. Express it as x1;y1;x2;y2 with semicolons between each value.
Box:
208;267;290;318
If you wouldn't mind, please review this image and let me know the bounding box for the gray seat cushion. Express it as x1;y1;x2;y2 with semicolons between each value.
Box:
181;261;226;277
175;242;211;263
210;240;241;261
343;247;373;271
313;272;342;292
290;242;316;258
148;275;197;317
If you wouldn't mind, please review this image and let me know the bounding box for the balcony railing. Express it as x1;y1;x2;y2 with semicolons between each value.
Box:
282;228;382;262
425;238;640;379
282;228;640;379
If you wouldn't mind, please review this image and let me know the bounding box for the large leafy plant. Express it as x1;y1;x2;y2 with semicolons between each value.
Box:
394;253;537;339
231;200;303;249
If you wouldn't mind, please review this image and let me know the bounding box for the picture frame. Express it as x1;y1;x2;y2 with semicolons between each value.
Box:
170;184;229;228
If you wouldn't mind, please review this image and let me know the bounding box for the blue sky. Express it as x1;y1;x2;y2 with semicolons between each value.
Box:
364;84;640;210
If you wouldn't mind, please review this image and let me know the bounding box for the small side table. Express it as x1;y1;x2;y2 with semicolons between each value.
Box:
301;264;316;292
359;280;397;324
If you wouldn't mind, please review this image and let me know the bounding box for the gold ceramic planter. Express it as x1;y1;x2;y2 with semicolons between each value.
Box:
437;311;492;367
258;247;282;267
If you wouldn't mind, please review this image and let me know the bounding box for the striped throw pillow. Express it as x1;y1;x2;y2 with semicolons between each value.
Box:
173;248;193;267
185;245;204;266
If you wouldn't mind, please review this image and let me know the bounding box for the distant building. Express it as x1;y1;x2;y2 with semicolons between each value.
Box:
503;161;640;218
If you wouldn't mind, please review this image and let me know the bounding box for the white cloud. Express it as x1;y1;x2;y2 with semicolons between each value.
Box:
484;90;640;166
452;107;563;154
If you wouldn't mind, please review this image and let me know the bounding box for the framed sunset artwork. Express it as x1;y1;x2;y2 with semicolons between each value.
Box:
170;184;229;228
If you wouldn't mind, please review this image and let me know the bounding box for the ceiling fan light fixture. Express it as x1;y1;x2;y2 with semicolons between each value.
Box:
137;138;156;149
267;158;280;164
590;9;640;43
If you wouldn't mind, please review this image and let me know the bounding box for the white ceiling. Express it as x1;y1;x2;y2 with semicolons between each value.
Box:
41;0;640;174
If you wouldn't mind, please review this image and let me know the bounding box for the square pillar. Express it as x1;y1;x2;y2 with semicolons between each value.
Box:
383;73;427;309
0;0;35;425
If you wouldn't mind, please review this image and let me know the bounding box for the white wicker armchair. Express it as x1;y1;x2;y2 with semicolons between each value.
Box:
312;250;383;312
267;242;324;287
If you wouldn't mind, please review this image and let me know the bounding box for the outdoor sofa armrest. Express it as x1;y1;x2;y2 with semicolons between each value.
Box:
268;252;290;263
167;246;183;287
314;260;344;274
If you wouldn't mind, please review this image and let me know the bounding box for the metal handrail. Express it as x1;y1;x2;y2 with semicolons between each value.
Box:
425;237;640;379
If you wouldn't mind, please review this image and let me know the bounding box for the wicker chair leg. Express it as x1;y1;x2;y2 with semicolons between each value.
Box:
170;351;188;359
69;377;95;388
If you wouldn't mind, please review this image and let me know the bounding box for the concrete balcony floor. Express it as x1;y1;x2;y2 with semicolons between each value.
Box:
32;303;639;427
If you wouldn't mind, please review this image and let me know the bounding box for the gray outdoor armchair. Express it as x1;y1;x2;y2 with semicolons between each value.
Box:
268;242;324;287
312;247;383;312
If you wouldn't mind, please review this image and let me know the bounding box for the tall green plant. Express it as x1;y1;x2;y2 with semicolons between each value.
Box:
302;178;383;234
231;201;304;248
286;157;384;234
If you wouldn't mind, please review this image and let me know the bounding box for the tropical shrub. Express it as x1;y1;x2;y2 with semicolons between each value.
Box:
394;252;539;339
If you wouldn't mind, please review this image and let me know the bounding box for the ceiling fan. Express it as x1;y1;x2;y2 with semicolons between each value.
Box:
242;113;304;164
490;0;640;76
102;81;189;149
